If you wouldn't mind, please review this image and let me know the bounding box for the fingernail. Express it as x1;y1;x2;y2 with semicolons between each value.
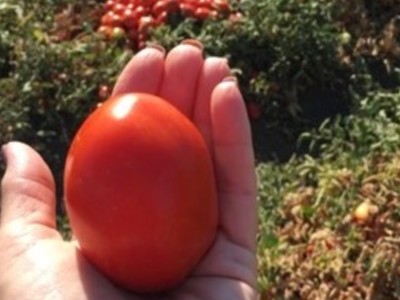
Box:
180;39;204;51
209;56;229;65
146;43;166;56
221;57;229;65
222;76;238;86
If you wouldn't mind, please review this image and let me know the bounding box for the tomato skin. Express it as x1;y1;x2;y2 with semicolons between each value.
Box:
152;0;169;16
138;15;155;33
97;25;113;38
213;0;230;12
122;8;138;29
112;3;126;15
134;5;147;19
111;26;125;40
179;3;196;17
195;7;211;20
155;10;168;25
64;93;218;293
105;0;116;11
101;11;123;27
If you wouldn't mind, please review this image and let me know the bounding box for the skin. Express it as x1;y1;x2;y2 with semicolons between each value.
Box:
0;40;258;300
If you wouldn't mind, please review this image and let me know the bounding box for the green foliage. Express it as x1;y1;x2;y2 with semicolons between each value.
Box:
152;0;348;116
0;1;132;203
299;88;400;158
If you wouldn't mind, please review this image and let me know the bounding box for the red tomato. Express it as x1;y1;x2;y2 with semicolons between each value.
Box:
194;7;211;20
152;0;169;17
134;5;147;19
137;31;148;47
179;3;195;17
246;101;262;120
137;39;147;49
229;11;243;23
123;8;138;29
97;25;113;38
183;0;199;5
153;0;179;15
101;11;123;27
137;0;156;6
168;0;180;13
64;93;218;293
198;0;213;9
127;28;138;40
101;11;114;26
155;10;168;25
213;0;230;12
209;9;219;19
105;0;116;11
112;3;126;15
97;84;110;100
138;15;155;32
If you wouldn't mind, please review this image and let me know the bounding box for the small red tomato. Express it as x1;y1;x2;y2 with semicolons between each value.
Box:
138;15;155;32
105;0;116;11
127;28;139;40
98;84;110;100
155;10;168;25
167;0;180;13
101;11;114;26
97;25;113;38
246;101;262;120
198;0;213;9
64;93;218;293
123;8;138;29
179;3;195;17
152;0;169;17
213;0;230;12
137;40;147;49
134;5;147;19
112;3;126;15
111;13;123;27
184;0;199;5
194;7;211;20
209;9;219;19
229;11;243;23
102;11;123;27
139;0;157;6
137;31;148;47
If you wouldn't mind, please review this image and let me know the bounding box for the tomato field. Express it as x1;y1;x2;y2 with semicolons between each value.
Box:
1;0;400;298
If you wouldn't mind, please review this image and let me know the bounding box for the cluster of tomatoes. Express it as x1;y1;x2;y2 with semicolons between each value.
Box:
98;0;231;48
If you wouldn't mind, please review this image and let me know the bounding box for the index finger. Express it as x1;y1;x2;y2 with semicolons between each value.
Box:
112;45;165;97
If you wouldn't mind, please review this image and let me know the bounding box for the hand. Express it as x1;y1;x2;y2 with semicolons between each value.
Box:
0;40;258;300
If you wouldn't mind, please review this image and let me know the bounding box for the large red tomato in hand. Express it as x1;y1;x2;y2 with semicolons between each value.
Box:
64;93;218;293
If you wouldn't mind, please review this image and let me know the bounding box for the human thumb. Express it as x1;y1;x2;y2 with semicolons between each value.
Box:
0;142;57;234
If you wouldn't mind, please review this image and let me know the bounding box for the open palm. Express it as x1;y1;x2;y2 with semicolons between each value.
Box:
0;41;258;300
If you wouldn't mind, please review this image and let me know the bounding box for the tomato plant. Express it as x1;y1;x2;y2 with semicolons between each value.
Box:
64;93;218;292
